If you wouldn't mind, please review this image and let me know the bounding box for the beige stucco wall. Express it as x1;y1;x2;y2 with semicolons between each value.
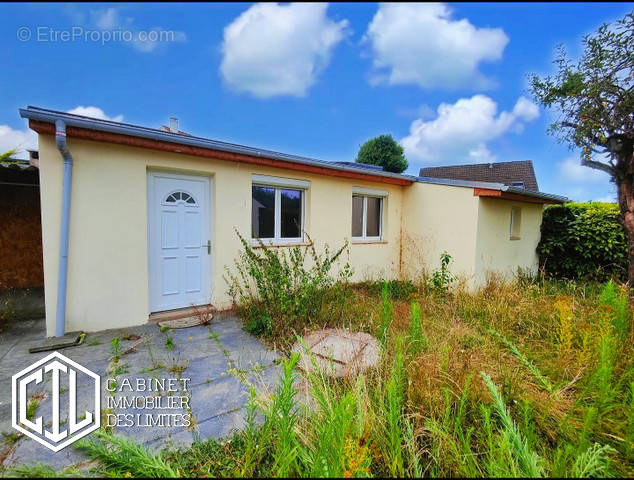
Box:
401;182;480;283
38;133;547;336
400;184;544;287
38;135;404;335
474;197;544;285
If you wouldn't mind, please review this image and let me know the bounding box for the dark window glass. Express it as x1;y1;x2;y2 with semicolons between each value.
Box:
174;192;181;200
252;186;275;238
281;189;302;238
352;196;364;237
166;194;176;203
366;197;381;237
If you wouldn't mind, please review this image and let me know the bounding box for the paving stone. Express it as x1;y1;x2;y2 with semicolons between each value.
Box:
208;316;243;337
246;364;282;397
159;324;213;342
178;338;228;361
0;315;281;468
112;411;191;446
219;331;280;370
60;341;114;362
183;354;233;387
193;409;248;441
6;435;89;469
188;376;249;424
145;428;195;453
291;328;379;378
0;403;12;436
116;349;168;376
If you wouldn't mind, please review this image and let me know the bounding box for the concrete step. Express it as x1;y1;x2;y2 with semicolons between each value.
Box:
148;305;213;324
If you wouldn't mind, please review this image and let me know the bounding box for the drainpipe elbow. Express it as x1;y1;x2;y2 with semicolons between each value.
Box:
55;120;72;163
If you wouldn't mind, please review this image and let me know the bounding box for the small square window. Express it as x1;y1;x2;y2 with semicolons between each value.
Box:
352;195;383;240
510;206;521;240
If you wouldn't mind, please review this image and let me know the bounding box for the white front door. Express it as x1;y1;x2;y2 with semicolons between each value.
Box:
148;172;211;312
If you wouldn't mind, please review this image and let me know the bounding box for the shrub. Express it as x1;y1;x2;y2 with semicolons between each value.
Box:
537;203;627;281
225;231;352;339
429;252;455;292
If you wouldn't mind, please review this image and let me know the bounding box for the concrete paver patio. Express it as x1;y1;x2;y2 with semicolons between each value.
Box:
0;314;281;471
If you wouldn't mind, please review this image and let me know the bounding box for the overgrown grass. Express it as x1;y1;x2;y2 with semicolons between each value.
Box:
10;264;634;477
75;430;179;477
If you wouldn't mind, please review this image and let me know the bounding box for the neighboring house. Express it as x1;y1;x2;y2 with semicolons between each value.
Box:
420;160;540;191
19;107;566;337
0;153;43;290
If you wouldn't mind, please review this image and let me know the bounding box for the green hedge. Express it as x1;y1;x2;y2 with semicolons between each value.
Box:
537;203;627;281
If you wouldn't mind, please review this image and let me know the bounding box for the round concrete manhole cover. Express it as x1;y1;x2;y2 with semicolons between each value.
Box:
291;328;380;378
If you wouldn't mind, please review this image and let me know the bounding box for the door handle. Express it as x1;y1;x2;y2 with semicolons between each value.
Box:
205;240;211;254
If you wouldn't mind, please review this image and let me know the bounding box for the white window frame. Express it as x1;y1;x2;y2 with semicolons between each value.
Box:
252;175;308;245
352;190;385;242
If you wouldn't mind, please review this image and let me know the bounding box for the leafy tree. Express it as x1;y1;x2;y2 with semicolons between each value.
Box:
0;149;16;163
356;134;408;173
530;12;634;285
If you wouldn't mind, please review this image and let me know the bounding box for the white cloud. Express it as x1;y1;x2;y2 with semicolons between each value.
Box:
89;7;186;53
400;95;539;167
364;3;508;89
0;125;37;159
220;3;349;98
552;156;615;202
512;96;539;122
0;106;123;160
67;106;124;122
93;7;119;30
559;156;609;184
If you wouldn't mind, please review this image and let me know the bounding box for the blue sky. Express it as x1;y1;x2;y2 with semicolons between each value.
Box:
1;2;630;201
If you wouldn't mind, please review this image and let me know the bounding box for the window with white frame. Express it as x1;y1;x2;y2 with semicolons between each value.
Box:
251;175;308;243
351;187;386;241
510;206;522;240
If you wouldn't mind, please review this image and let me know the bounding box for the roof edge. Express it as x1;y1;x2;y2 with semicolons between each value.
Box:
416;176;567;204
20;106;415;185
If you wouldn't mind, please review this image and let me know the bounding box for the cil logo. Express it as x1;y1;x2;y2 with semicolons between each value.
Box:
12;351;101;452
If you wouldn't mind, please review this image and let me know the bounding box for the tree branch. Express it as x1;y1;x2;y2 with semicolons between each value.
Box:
560;122;610;147
581;157;615;175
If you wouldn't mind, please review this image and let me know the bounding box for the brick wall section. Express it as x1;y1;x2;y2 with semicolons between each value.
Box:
419;160;539;191
0;167;43;288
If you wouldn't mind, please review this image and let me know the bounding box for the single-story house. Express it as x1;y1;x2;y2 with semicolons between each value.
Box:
420;160;540;191
19;106;566;337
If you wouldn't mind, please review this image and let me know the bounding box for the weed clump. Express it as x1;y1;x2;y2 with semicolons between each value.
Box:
225;231;352;343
